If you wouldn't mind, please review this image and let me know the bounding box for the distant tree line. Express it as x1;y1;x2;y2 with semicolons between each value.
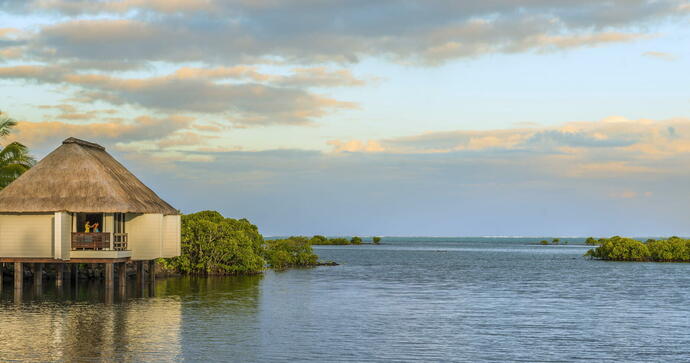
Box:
308;235;381;245
539;238;567;245
585;236;690;262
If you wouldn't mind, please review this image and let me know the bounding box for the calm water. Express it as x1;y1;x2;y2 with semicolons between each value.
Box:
2;238;690;362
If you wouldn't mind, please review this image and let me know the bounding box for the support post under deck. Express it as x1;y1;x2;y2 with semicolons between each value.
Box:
14;262;23;291
34;263;43;289
105;263;114;290
118;262;127;293
55;264;64;288
136;261;145;290
148;260;156;286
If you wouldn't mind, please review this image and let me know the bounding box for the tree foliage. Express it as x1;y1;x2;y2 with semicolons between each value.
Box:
159;211;266;275
0;112;35;189
265;236;319;269
310;235;328;244
585;236;690;262
585;237;600;245
159;211;325;274
308;236;373;245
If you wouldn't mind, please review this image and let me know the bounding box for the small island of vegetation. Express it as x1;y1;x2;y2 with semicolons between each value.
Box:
308;235;381;245
585;236;690;262
539;238;567;245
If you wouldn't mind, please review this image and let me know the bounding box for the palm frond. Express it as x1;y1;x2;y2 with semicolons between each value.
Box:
0;142;35;165
0;141;35;189
0;115;18;138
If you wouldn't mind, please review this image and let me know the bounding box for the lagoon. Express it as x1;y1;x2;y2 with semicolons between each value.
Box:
2;238;690;362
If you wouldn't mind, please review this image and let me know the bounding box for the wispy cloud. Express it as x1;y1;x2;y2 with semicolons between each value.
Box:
642;51;678;61
9;115;195;148
329;116;690;157
0;65;360;126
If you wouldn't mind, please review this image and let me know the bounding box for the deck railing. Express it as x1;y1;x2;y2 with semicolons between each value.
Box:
113;233;128;251
71;232;128;251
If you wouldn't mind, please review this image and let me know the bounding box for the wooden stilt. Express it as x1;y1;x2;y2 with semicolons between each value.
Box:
105;285;114;305
136;261;145;290
118;262;127;293
147;260;156;285
55;264;64;288
105;263;114;290
0;263;4;292
14;262;23;291
34;263;43;289
72;264;79;283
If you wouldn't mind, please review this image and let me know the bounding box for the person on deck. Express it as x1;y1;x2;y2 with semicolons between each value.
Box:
84;221;92;233
93;222;100;233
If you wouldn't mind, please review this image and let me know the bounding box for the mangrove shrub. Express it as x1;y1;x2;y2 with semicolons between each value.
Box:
585;236;690;262
265;236;319;269
309;237;352;245
159;211;266;275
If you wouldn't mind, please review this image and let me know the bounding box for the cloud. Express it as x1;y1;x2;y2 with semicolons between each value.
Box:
642;51;678;61
609;190;653;199
31;0;215;14
331;116;690;156
530;32;648;51
5;1;683;67
327;140;384;153
9;115;194;147
326;117;690;183
38;104;119;120
0;65;359;125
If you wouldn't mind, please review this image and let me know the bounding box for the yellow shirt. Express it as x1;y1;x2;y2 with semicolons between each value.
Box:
85;223;91;233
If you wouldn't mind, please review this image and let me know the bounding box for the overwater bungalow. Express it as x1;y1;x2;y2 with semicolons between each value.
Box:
0;137;180;290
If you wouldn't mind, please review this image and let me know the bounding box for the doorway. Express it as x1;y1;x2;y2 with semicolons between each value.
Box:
75;213;103;233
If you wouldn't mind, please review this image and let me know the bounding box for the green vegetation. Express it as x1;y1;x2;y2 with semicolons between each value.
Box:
159;211;266;275
0;111;35;189
308;236;370;245
585;237;599;245
265;236;319;269
159;210;320;275
538;239;567;245
310;235;328;244
373;236;381;244
308;237;350;245
585;236;690;262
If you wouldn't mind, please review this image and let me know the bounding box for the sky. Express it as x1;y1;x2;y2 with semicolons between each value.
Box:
1;0;689;237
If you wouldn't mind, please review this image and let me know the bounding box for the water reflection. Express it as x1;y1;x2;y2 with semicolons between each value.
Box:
173;275;263;363
0;275;262;362
0;279;182;362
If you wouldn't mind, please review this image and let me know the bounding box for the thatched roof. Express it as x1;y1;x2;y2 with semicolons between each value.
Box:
0;137;178;214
